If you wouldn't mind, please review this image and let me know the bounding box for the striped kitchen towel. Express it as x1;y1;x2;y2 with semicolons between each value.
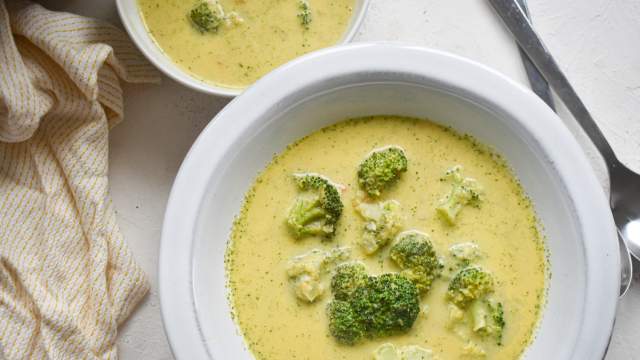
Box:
0;1;160;359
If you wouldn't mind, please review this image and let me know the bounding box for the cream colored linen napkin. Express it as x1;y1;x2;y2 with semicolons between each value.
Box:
0;1;160;358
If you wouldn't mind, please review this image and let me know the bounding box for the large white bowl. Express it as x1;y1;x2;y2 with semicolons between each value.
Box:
160;43;619;359
116;0;369;97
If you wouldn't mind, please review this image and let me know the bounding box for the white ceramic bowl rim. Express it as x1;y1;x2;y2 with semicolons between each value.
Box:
160;43;619;359
115;0;370;97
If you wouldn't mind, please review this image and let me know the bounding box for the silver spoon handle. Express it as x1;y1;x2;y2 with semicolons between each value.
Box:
488;0;618;167
514;0;555;110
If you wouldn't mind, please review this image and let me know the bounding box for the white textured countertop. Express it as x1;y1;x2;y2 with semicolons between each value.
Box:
39;0;640;358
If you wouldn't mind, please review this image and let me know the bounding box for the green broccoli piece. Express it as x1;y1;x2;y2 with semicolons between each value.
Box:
331;262;368;301
327;273;420;344
327;300;366;345
297;0;312;29
447;267;494;309
357;146;408;197
390;231;443;293
436;166;483;225
286;247;350;302
354;200;403;254
446;267;506;346
189;1;222;33
471;299;505;345
350;274;420;339
286;173;344;239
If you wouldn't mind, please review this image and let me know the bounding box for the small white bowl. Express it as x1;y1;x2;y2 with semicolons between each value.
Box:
116;0;370;97
160;44;619;359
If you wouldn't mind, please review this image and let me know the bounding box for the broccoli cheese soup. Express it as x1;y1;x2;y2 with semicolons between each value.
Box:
226;116;547;359
138;0;355;89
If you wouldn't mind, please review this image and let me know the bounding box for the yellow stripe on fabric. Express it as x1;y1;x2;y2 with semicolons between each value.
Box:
63;44;101;98
3;146;42;266
0;145;31;238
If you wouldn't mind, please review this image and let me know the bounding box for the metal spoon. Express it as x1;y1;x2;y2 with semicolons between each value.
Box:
513;0;554;110
489;0;635;296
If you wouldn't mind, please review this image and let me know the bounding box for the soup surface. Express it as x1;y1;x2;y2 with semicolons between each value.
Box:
227;116;547;359
138;0;354;89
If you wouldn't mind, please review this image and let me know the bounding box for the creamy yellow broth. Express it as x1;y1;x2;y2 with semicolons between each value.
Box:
138;0;354;88
227;116;547;359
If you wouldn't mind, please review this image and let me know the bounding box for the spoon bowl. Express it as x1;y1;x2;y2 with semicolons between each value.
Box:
618;232;633;297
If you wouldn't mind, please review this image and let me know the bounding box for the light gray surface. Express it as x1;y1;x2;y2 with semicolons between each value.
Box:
38;0;640;359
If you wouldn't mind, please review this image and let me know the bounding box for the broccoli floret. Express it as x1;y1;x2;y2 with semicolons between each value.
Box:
471;299;505;345
297;0;312;29
331;262;368;300
390;231;443;293
446;267;506;347
447;267;494;309
446;268;506;346
327;300;366;345
286;173;344;239
354;200;403;254
189;1;223;33
189;1;245;33
373;343;437;360
327;273;420;344
286;247;350;302
357;146;408;197
351;274;420;338
436;166;483;225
